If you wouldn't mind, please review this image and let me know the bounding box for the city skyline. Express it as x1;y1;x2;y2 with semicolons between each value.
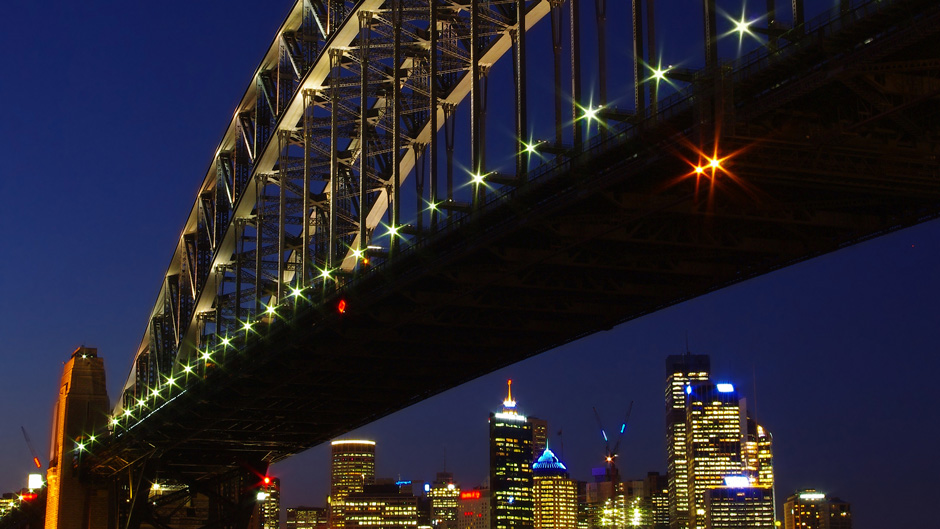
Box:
0;1;937;528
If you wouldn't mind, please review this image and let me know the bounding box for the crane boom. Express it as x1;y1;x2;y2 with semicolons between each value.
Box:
20;426;42;469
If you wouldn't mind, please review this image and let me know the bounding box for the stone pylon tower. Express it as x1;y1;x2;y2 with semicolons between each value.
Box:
45;346;111;529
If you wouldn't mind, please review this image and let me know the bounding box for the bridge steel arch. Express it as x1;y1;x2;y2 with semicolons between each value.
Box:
75;0;940;526
118;0;551;415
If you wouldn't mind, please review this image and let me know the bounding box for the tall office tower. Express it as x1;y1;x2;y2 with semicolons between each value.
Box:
666;353;710;529
783;491;851;529
428;472;461;529
458;489;490;529
702;479;774;529
742;418;774;488
330;440;376;529
287;507;328;529
256;477;281;529
644;472;670;529
529;418;549;459
490;380;534;529
345;484;418;529
532;449;577;529
45;346;111;529
685;382;745;529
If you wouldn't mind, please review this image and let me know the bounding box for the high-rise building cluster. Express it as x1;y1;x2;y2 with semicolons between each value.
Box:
267;355;851;529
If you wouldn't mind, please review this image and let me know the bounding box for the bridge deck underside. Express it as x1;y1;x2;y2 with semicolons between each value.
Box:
90;0;940;484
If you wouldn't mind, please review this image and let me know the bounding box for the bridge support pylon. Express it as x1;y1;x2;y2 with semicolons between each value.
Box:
45;346;112;529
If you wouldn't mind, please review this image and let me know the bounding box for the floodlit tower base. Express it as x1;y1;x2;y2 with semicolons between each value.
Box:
45;347;111;529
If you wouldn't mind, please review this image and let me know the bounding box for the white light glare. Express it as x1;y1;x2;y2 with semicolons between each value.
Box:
583;105;601;121
723;476;751;488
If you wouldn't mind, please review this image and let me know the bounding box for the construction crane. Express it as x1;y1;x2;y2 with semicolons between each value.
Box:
592;401;633;483
20;426;42;469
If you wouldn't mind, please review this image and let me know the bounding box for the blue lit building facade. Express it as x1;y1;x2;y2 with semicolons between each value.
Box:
532;449;576;529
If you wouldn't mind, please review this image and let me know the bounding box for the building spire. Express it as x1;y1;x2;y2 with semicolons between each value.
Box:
503;379;516;409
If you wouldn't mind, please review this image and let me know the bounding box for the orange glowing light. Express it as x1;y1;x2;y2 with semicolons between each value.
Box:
337;300;347;314
263;476;271;485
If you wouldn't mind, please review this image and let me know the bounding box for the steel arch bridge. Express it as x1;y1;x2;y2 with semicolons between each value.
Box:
71;0;940;526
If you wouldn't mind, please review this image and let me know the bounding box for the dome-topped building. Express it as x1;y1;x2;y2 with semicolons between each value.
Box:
532;449;568;475
532;449;576;529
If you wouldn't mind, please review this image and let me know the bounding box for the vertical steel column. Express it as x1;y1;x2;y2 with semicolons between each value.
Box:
429;0;440;226
302;89;315;285
277;130;289;303
647;0;657;114
234;219;243;326
415;146;425;232
792;0;804;30
632;0;645;115
703;0;720;133
514;0;528;180
704;0;718;73
392;0;402;251
766;0;777;50
470;0;482;208
329;48;342;270
481;70;489;171
359;11;373;257
570;0;582;149
254;176;265;315
595;0;607;138
444;104;455;200
551;1;564;146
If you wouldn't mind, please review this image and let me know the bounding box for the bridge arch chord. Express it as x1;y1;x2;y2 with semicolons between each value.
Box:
116;0;553;416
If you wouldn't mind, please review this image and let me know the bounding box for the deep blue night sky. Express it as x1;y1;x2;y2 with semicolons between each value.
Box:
1;1;937;527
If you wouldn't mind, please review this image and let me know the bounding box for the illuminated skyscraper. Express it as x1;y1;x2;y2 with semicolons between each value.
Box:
685;382;745;529
45;347;111;529
742;418;774;503
665;354;710;529
330;440;376;529
490;380;534;529
532;449;577;529
256;476;281;529
428;472;460;529
783;490;851;529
